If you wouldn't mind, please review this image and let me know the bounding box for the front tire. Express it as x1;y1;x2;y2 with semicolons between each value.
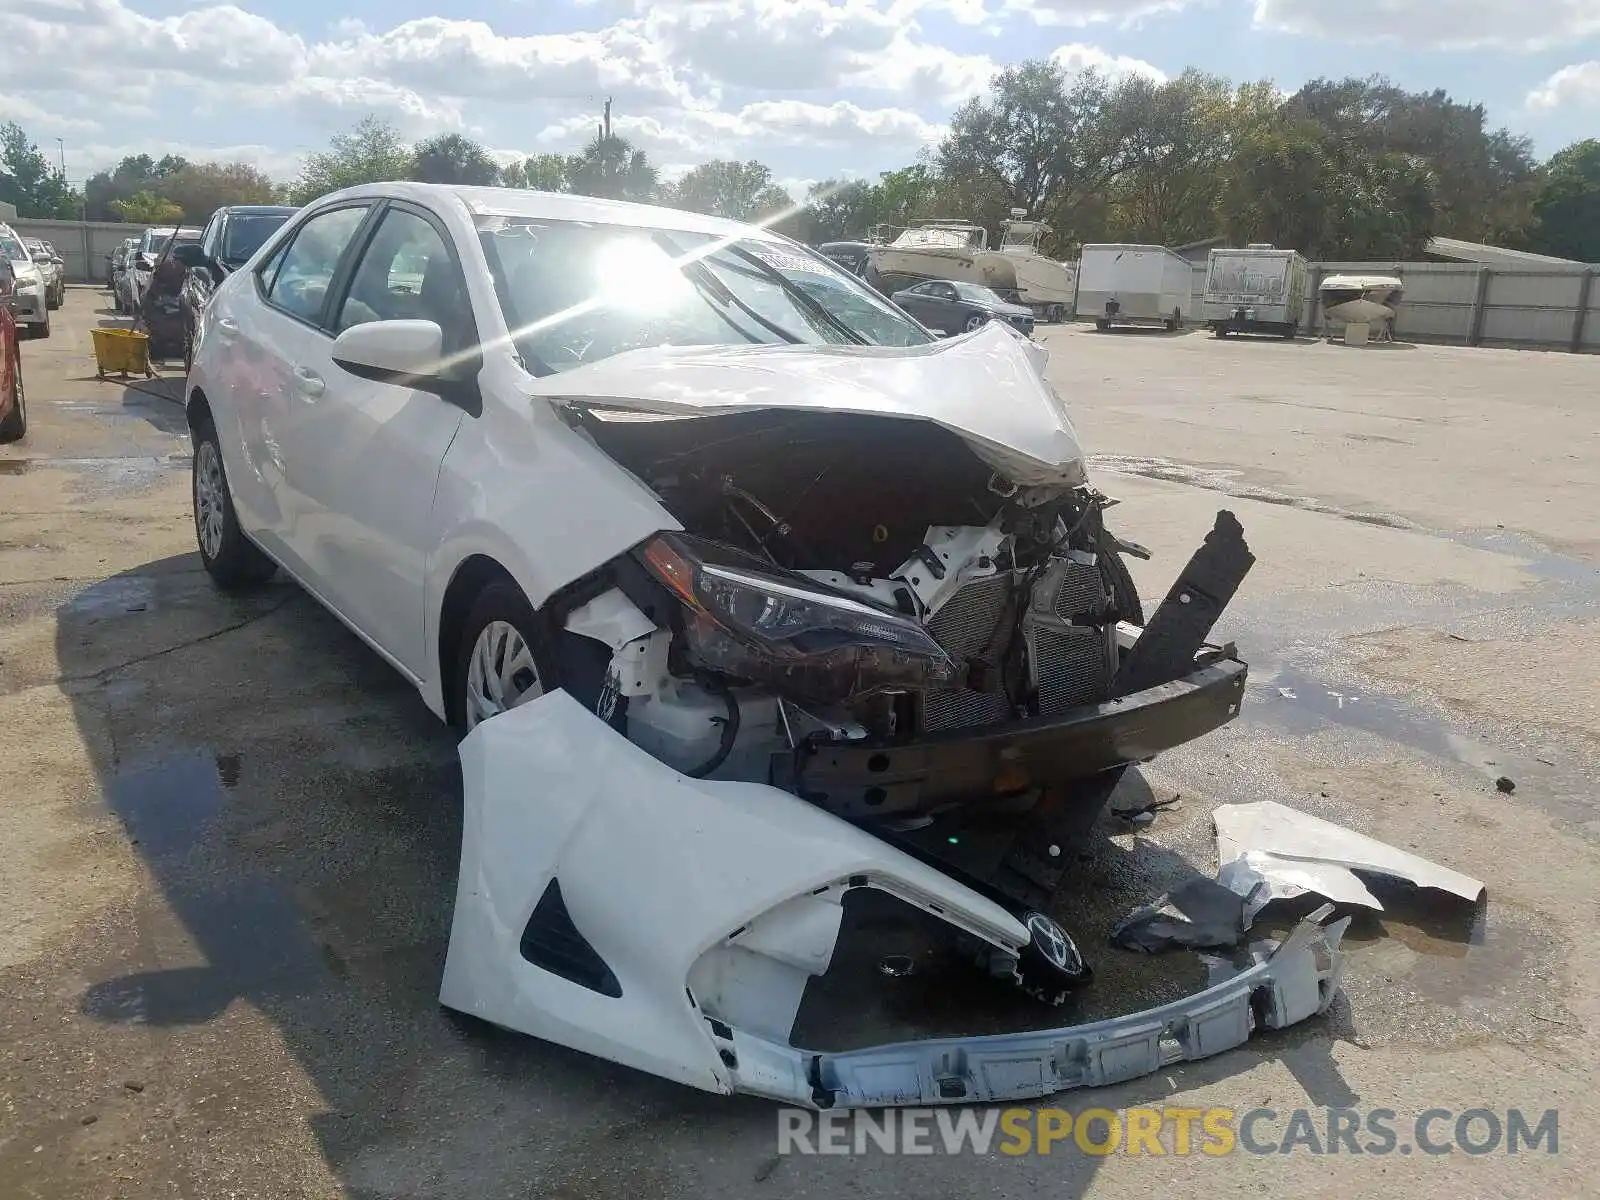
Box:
192;420;276;590
452;580;561;735
963;314;987;333
0;359;25;443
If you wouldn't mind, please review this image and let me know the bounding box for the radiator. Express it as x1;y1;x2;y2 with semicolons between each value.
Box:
1026;553;1117;716
920;572;1016;733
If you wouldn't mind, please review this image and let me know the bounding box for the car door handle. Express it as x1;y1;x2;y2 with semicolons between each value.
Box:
215;317;239;342
293;367;325;398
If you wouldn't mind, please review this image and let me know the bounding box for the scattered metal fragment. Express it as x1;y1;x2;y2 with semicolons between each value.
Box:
1495;776;1516;794
1215;800;1486;923
877;955;915;978
1109;876;1247;953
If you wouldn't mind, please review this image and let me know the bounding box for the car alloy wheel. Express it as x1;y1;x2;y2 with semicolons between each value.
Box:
464;620;544;730
194;440;227;561
964;314;987;333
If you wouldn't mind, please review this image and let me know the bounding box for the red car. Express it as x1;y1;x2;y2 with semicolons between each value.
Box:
0;254;24;443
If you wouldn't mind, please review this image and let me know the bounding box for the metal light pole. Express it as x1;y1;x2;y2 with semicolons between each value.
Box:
56;138;65;174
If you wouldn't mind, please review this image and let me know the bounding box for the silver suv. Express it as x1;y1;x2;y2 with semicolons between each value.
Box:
0;225;50;338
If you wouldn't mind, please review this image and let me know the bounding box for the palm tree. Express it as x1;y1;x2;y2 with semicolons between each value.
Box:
568;132;659;203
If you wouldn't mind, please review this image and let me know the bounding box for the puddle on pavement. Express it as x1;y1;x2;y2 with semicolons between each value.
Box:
1447;529;1600;588
1247;663;1577;805
82;749;337;1026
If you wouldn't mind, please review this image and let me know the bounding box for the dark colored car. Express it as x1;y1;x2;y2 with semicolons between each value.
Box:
817;240;891;295
177;205;298;370
891;279;1036;337
0;255;25;442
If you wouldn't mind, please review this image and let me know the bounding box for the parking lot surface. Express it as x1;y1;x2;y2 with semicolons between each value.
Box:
1;294;1596;1197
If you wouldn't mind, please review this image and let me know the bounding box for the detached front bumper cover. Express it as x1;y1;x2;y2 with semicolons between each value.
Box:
729;904;1348;1108
441;692;1346;1109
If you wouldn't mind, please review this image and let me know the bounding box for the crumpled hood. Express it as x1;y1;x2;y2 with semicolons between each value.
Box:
523;322;1087;488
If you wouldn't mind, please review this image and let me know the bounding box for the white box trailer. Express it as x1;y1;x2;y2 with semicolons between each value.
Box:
1202;246;1308;338
1077;244;1194;331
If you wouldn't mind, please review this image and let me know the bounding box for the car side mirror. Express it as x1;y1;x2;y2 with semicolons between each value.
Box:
332;320;483;415
331;320;447;386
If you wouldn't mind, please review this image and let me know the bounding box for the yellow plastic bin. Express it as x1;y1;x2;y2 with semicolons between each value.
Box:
92;327;155;380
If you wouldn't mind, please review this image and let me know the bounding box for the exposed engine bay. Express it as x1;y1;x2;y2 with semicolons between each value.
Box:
575;408;1140;740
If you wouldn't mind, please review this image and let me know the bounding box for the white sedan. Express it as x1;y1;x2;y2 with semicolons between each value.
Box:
184;183;1291;1107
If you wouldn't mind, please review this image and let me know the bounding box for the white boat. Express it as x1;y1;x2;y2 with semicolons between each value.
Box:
1319;274;1404;328
996;212;1078;320
869;214;1077;320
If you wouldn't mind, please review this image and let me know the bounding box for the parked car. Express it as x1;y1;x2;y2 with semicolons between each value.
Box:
0;224;50;338
23;238;65;309
185;183;1256;1103
890;278;1036;337
130;225;201;312
0;254;24;442
111;237;140;313
178;205;298;369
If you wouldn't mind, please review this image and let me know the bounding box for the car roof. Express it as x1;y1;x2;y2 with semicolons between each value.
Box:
313;181;788;243
220;205;299;216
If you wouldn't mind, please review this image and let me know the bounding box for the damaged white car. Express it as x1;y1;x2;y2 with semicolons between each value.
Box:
186;183;1342;1106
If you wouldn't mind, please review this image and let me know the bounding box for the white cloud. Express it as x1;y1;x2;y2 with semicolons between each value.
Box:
1251;0;1600;50
1527;62;1600;110
536;100;944;159
1049;43;1168;81
0;93;103;136
1005;0;1191;27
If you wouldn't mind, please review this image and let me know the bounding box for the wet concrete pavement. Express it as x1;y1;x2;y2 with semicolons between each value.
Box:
1;295;1596;1197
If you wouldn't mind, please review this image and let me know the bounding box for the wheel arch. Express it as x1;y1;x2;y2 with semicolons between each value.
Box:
436;554;521;727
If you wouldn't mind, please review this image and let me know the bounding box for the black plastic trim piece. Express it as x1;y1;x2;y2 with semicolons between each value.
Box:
519;878;623;998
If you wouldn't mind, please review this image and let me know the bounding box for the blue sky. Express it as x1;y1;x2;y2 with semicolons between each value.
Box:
5;0;1598;192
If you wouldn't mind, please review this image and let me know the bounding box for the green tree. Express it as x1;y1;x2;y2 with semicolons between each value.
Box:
0;122;82;218
84;154;188;221
500;153;575;192
158;162;280;224
110;191;184;223
567;133;658;203
291;116;414;205
411;133;501;186
935;61;1125;242
1530;139;1600;262
665;160;787;221
801;178;875;242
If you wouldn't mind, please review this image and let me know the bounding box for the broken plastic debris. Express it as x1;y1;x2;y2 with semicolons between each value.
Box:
1214;800;1485;924
1109;876;1247;954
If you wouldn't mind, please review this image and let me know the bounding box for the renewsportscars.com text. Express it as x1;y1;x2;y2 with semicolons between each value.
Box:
777;1106;1559;1157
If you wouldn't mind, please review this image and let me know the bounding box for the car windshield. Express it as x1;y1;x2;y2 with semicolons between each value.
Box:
0;234;29;263
477;217;930;374
222;213;292;266
953;282;1004;305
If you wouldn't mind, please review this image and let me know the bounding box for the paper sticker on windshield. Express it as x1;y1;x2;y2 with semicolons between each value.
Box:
742;241;831;276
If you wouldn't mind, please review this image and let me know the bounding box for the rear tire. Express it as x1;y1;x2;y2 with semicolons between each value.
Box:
192;419;277;590
1094;319;1110;332
0;359;25;444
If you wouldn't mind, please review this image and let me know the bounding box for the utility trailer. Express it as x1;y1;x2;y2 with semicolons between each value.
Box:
1202;245;1308;339
1077;244;1193;332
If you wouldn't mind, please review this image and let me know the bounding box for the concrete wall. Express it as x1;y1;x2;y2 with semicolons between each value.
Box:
1180;258;1599;353
5;218;142;284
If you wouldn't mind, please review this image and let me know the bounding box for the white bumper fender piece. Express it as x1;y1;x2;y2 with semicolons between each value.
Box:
440;690;1030;1099
441;692;1350;1108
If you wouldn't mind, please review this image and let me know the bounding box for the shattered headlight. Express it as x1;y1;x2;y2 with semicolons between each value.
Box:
639;533;959;705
